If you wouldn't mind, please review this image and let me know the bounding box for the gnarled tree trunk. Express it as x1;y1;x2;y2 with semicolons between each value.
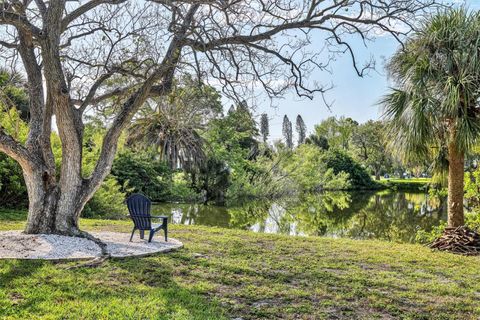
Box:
447;140;465;228
22;163;98;235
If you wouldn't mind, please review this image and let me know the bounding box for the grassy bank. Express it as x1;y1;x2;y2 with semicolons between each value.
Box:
378;178;431;191
1;214;480;319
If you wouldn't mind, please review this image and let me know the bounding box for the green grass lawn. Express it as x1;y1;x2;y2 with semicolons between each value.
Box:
1;213;480;319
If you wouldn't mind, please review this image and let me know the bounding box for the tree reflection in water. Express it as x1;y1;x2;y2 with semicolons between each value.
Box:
151;190;447;243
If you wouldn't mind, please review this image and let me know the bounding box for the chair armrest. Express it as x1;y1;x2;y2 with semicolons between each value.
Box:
127;214;168;223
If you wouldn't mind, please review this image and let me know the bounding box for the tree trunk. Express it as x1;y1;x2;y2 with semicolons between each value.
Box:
24;169;57;234
447;140;465;228
23;166;87;235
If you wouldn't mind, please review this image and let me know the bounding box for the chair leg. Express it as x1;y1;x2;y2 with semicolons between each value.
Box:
140;230;145;239
148;230;155;243
162;217;168;242
129;228;136;242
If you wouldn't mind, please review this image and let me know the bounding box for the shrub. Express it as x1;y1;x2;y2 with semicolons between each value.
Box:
83;176;128;219
169;172;201;202
282;144;350;192
321;149;376;189
0;153;28;208
112;150;172;201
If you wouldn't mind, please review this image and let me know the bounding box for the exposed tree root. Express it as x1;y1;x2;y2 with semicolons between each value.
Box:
428;226;480;256
63;231;111;269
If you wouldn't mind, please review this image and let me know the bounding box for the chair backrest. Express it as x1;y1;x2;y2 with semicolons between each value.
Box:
126;194;152;230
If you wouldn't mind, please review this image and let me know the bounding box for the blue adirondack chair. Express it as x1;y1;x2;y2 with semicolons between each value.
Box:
126;194;168;242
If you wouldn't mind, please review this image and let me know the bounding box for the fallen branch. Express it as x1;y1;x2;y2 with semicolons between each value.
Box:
428;226;480;256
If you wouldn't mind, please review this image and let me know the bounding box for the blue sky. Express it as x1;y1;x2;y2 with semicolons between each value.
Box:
256;0;480;142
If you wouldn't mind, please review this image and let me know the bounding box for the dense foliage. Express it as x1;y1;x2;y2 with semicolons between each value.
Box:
112;150;172;201
0;153;27;208
321;149;376;189
280;145;351;191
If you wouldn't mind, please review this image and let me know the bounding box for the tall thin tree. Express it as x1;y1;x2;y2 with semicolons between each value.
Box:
283;115;293;149
260;113;269;143
296;115;307;145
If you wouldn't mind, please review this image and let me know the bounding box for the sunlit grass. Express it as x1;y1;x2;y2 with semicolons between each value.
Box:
377;177;431;192
1;213;480;319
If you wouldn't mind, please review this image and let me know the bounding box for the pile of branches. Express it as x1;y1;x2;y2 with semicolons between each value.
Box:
429;226;480;255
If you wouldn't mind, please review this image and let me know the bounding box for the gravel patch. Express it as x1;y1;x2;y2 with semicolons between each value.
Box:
0;231;183;260
91;232;183;258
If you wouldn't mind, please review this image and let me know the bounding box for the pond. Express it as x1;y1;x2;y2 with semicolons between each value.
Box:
151;190;447;243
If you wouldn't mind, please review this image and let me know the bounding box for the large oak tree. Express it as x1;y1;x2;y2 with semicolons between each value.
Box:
0;0;439;235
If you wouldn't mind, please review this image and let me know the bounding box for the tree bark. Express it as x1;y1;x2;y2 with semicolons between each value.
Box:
23;165;85;235
24;169;58;234
447;140;465;228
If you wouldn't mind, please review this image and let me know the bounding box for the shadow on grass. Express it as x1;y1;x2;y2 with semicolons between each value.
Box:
112;254;227;319
0;255;227;319
0;260;45;287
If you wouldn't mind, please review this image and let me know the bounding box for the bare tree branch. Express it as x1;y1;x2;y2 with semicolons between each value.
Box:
0;7;42;36
83;3;200;202
61;0;128;31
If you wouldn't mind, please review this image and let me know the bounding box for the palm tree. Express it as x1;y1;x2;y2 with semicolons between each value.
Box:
381;9;480;228
128;107;206;170
128;78;222;170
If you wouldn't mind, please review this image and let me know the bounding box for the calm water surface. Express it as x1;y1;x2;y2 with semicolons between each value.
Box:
151;190;447;243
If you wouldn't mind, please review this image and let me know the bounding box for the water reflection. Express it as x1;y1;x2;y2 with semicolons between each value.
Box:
151;190;447;243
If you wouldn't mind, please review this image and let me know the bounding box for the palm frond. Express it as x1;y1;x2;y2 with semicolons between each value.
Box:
381;8;480;168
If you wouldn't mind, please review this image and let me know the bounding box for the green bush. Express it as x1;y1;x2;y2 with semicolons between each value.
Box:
415;221;447;244
83;176;128;219
112;150;173;201
282;144;350;192
170;172;201;202
195;157;230;204
112;150;201;202
0;153;27;208
321;149;376;189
